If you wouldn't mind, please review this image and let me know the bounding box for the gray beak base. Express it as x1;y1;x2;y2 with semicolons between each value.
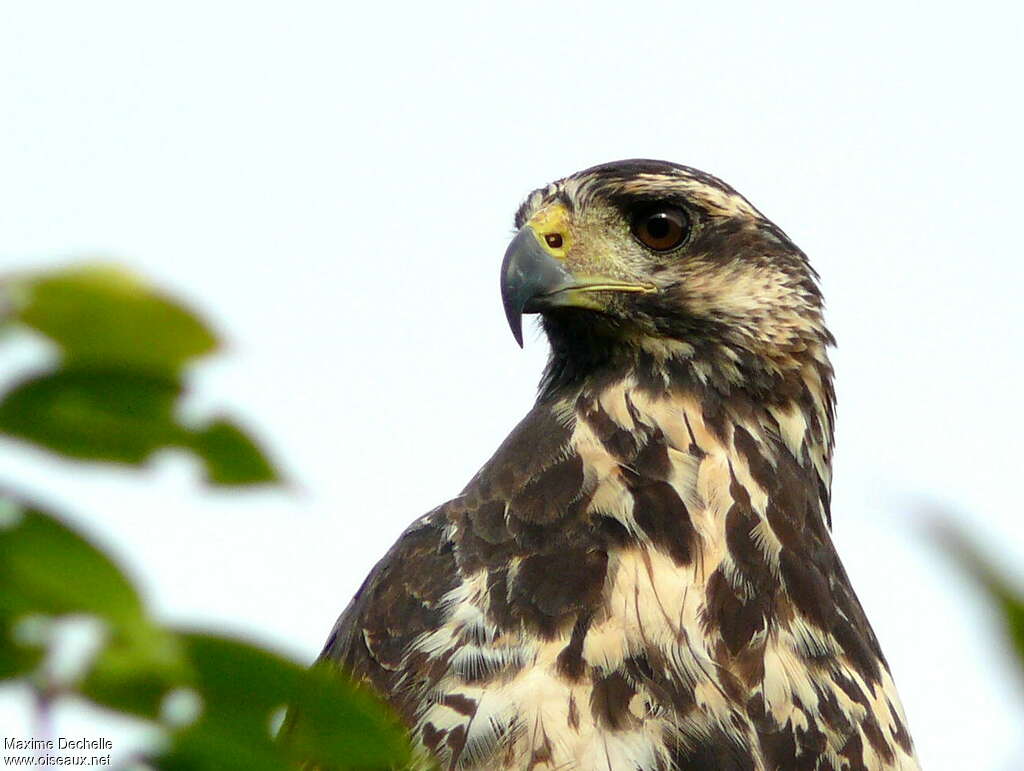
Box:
500;226;575;347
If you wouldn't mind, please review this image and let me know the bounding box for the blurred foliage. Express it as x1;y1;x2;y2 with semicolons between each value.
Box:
0;265;412;769
0;266;277;484
936;522;1024;682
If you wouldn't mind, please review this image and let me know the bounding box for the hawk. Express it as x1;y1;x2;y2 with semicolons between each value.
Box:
318;160;918;770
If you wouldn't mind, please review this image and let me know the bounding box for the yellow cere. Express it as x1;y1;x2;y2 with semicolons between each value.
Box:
526;203;572;260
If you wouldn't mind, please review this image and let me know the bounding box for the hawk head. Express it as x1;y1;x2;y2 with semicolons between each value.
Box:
501;159;834;399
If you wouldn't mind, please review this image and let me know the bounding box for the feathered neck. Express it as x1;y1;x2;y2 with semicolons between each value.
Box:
538;308;837;526
541;309;833;424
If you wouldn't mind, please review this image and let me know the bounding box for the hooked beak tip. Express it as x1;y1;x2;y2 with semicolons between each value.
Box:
499;226;574;348
507;312;525;348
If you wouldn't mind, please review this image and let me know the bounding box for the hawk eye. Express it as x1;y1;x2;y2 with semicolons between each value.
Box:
630;204;689;252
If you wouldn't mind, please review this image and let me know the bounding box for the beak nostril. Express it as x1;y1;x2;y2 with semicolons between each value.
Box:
544;233;563;249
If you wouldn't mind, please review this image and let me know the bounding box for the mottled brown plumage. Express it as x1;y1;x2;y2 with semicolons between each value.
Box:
318;160;918;770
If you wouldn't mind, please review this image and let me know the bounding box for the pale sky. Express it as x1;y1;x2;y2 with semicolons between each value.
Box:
1;2;1023;769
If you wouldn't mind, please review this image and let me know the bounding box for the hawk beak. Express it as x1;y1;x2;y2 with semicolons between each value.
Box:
500;225;658;347
500;226;576;347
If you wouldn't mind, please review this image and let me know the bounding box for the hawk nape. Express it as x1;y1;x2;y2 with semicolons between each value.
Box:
317;160;918;770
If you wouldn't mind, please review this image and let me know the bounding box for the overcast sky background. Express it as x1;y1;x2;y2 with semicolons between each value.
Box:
1;2;1022;769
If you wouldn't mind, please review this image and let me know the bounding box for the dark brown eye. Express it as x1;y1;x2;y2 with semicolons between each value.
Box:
630;204;689;251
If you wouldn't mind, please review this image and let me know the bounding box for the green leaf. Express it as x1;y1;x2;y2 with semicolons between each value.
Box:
0;616;44;681
152;632;412;770
81;624;190;719
0;263;280;486
156;723;290;771
189;419;280;486
178;632;304;730
0;498;145;624
0;369;185;464
0;499;409;767
0;496;188;704
936;522;1024;676
4;265;218;375
150;631;299;769
284;663;414;770
0;371;279;485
